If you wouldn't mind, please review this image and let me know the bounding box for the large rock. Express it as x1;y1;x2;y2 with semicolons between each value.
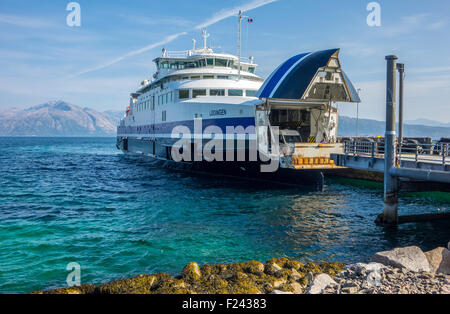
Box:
290;282;303;294
243;261;265;274
442;277;450;294
346;263;384;287
182;262;202;282
371;246;431;273
270;290;293;294
425;247;450;275
306;274;337;294
347;262;384;274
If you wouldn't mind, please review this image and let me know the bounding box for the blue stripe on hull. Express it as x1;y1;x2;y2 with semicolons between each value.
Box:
117;117;256;135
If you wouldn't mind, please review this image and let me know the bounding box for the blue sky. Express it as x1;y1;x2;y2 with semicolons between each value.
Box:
0;0;449;121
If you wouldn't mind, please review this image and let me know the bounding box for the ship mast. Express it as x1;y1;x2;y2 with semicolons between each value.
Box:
238;10;242;81
202;29;209;50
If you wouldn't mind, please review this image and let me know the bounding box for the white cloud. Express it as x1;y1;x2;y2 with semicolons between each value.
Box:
409;66;450;74
380;13;446;38
118;14;193;28
0;13;53;28
70;32;187;78
428;20;446;30
338;42;379;58
341;74;450;122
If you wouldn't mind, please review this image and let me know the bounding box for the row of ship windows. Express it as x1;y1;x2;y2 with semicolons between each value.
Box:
184;75;234;80
157;58;256;73
134;89;258;111
179;89;258;98
139;74;262;94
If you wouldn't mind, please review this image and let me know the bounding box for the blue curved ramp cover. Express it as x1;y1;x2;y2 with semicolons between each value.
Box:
257;48;360;102
342;70;361;103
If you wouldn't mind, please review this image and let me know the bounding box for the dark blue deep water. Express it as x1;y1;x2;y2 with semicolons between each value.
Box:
0;137;449;293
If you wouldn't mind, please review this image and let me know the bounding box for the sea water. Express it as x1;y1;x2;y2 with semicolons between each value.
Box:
0;137;448;293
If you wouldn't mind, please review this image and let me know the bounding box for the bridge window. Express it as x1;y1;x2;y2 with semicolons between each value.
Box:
203;75;214;79
248;67;255;74
215;59;228;67
228;89;243;96
207;58;214;66
193;89;207;98
210;89;225;96
217;75;229;80
246;90;257;97
190;76;201;80
178;89;189;99
162;110;167;122
185;61;198;69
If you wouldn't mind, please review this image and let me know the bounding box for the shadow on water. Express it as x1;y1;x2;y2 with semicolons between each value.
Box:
127;153;450;256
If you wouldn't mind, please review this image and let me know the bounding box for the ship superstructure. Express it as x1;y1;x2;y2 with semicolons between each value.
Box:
117;15;360;182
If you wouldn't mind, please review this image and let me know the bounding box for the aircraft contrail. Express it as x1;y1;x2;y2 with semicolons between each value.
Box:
195;0;278;30
71;32;187;78
71;0;279;77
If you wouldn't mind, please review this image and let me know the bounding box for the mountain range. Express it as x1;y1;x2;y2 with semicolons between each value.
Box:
0;101;123;137
338;116;450;138
0;101;449;138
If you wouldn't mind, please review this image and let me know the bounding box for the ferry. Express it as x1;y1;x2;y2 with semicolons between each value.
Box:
117;13;360;185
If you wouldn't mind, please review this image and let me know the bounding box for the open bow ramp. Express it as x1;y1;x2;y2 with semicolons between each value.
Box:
255;48;359;171
257;48;360;103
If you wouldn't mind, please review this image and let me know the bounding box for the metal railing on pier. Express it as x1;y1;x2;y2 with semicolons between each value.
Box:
343;139;449;168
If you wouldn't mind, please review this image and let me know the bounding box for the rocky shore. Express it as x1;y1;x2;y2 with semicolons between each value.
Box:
33;243;450;294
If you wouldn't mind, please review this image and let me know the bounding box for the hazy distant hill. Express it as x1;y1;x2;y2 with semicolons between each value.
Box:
1;101;448;138
0;101;123;137
339;116;450;138
405;119;450;128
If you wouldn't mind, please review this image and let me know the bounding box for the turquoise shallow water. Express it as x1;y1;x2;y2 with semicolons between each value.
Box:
0;137;449;293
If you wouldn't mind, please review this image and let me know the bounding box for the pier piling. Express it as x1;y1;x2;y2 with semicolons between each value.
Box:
378;55;399;225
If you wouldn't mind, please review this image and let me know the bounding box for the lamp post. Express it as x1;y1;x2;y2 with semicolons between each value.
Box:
356;88;362;138
397;63;405;144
